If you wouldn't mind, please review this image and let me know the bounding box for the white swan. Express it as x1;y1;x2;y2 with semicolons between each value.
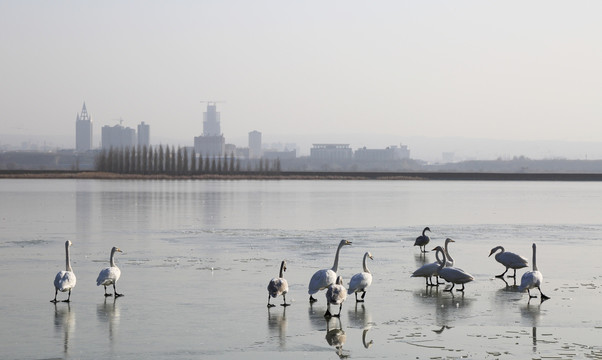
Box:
308;239;352;303
348;252;373;302
489;245;528;278
96;247;123;297
267;260;289;307
411;246;445;286
443;238;456;267
519;243;550;301
51;240;76;303
414;227;431;252
433;245;474;292
325;276;347;318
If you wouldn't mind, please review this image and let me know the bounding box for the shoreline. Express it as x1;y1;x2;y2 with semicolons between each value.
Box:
2;170;602;181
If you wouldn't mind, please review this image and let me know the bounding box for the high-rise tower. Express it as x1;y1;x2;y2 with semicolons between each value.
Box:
195;102;225;156
75;102;93;152
138;121;150;147
248;130;262;159
203;103;221;136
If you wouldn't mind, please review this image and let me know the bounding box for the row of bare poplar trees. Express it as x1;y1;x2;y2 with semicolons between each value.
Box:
94;145;281;174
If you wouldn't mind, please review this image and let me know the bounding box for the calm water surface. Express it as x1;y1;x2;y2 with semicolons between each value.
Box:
1;179;602;359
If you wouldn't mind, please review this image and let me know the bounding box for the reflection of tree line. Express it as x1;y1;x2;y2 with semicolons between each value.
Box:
95;145;282;175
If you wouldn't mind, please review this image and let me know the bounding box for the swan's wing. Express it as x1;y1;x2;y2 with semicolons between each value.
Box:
411;262;439;277
308;269;336;294
439;267;473;283
56;271;77;291
348;272;372;293
327;285;347;304
268;277;288;297
519;271;534;291
499;252;529;268
97;267;120;286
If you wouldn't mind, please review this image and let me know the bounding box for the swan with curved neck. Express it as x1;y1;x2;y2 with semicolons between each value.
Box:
267;260;289;307
519;243;550;301
444;238;455;266
433;245;474;292
96;247;123;297
489;245;528;278
324;275;347;318
308;239;352;303
348;252;374;302
411;243;446;286
414;227;431;252
51;241;77;303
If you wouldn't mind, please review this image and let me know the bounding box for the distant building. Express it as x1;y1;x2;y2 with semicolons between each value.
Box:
310;144;353;161
248;130;262;159
137;121;150;147
263;149;296;160
101;123;136;149
203;103;221;136
355;144;410;161
194;103;225;156
75;102;93;152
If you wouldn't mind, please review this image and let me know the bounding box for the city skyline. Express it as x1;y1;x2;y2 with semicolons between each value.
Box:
2;2;602;161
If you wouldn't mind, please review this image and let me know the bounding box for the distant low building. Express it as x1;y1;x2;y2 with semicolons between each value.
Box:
101;124;136;149
355;144;410;161
263;149;296;160
310;144;353;161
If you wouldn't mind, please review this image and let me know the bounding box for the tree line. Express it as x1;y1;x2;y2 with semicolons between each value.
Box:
94;145;281;175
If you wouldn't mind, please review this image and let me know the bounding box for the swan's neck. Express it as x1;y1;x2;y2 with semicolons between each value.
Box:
332;243;344;272
362;253;370;273
279;261;285;278
532;244;538;271
110;249;116;267
437;248;446;270
65;243;72;272
444;242;454;265
422;228;427;236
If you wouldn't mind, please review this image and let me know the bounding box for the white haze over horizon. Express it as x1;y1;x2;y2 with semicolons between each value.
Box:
2;1;602;162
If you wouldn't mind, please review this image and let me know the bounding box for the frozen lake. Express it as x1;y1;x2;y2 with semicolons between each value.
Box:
1;179;602;359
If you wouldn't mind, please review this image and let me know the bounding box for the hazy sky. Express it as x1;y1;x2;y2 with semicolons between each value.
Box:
2;1;602;157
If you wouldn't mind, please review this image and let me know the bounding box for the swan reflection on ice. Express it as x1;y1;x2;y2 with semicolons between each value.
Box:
97;297;121;343
53;302;75;356
325;317;349;359
267;306;287;349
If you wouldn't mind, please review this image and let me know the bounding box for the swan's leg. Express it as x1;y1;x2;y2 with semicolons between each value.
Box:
267;294;275;307
425;277;430;287
334;303;342;317
361;291;367;300
496;267;509;278
527;289;537;298
508;268;517;278
113;283;123;297
444;283;455;292
51;289;59;303
354;292;359;301
436;276;445;285
281;294;290;307
104;285;112;297
310;295;317;303
538;287;550;300
324;304;332;318
62;289;71;302
457;283;465;292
